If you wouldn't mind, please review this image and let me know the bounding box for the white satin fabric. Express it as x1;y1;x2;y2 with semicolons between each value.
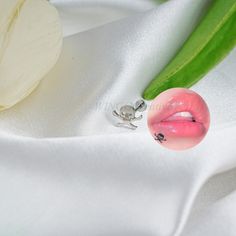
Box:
0;0;236;235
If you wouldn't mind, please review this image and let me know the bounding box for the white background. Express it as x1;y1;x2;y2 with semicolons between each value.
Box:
0;0;236;235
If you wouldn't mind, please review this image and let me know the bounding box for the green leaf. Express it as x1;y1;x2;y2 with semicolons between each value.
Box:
143;0;236;100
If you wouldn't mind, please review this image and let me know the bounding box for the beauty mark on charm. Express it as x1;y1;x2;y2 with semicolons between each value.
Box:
154;133;167;143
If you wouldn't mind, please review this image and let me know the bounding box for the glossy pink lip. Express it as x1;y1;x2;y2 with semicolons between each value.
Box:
148;88;210;150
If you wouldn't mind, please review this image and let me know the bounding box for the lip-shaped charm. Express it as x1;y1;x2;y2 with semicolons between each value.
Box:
148;88;210;150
